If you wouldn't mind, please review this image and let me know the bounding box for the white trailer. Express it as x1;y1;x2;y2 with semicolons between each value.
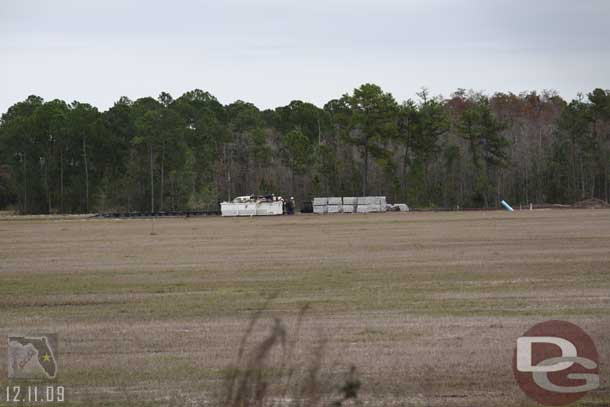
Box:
221;196;284;217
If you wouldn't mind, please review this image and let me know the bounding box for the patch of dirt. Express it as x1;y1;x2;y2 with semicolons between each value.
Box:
573;198;610;208
1;210;610;406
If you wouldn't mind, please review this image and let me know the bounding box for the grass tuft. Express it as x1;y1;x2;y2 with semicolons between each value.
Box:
221;302;361;406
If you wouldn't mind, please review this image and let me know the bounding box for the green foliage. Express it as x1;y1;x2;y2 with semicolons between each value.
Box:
333;83;399;195
396;91;450;204
546;89;610;203
1;86;609;213
283;129;312;175
187;184;219;210
282;128;312;195
275;100;326;143
0;163;16;208
456;98;509;206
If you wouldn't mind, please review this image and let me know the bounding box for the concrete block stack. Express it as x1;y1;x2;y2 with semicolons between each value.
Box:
312;196;390;215
327;197;342;213
378;196;388;211
342;197;357;213
313;197;328;214
368;196;387;212
356;196;370;213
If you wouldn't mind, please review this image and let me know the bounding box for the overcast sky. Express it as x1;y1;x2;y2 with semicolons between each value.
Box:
1;0;610;113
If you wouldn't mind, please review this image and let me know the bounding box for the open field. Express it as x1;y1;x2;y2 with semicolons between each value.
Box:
1;210;610;406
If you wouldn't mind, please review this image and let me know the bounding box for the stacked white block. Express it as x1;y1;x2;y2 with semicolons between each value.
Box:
313;197;327;206
343;197;357;205
342;205;355;213
363;196;376;212
367;196;387;212
356;197;369;205
327;205;342;213
313;197;327;214
326;197;342;214
342;197;357;213
312;196;388;214
327;197;342;205
356;196;369;213
356;204;370;213
378;196;387;212
313;205;327;214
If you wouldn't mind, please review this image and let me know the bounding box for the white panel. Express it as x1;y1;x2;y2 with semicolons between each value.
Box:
356;204;370;213
368;204;381;212
313;205;327;214
313;197;328;206
256;201;283;215
327;205;342;213
342;205;355;213
222;201;282;216
221;203;238;216
238;203;257;216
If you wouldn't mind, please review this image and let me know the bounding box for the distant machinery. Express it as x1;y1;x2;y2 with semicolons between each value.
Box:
221;195;284;217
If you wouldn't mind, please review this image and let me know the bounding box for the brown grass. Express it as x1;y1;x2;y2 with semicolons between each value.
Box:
221;302;362;407
0;210;609;406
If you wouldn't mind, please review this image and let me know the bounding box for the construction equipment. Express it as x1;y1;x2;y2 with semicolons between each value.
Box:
221;195;284;217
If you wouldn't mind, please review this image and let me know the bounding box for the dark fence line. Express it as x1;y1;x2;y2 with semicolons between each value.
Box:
94;210;220;218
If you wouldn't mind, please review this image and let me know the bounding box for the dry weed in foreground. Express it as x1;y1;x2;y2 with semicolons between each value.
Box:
221;303;362;406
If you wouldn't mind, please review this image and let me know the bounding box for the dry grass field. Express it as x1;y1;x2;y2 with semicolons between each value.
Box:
1;210;609;406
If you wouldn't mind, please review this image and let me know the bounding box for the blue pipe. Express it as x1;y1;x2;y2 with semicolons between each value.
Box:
501;200;514;212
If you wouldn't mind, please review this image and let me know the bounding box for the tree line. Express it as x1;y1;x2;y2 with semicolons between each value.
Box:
0;85;609;214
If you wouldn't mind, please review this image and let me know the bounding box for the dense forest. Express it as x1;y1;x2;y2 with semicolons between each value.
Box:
0;84;609;214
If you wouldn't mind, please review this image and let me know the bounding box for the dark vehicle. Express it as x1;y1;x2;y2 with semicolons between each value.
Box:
301;201;313;213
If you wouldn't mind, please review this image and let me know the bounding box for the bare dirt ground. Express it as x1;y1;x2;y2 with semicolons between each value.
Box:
1;210;609;406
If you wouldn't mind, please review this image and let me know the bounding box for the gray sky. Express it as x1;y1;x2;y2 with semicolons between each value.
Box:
1;0;609;113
